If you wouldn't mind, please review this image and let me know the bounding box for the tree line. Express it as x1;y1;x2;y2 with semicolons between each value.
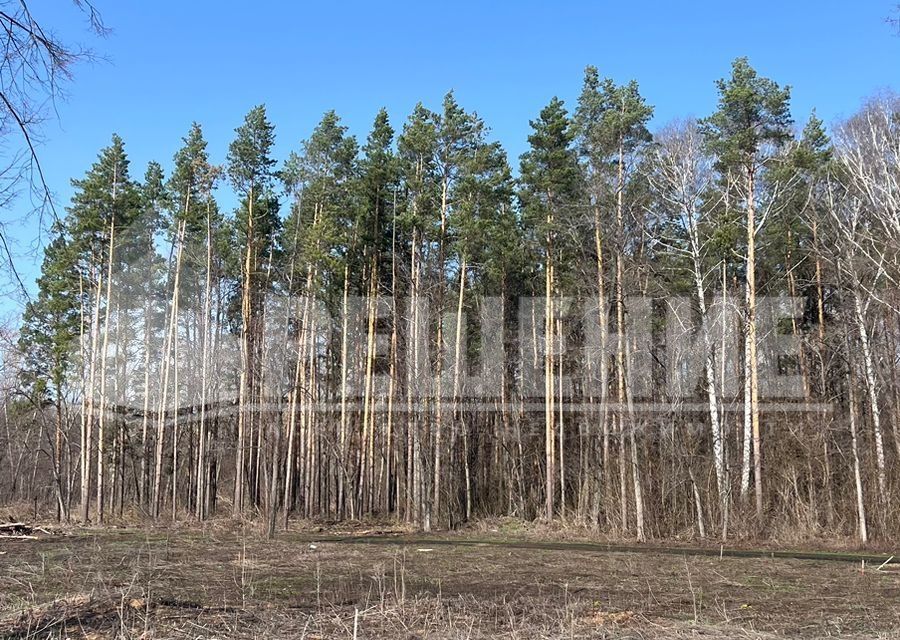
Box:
3;57;900;543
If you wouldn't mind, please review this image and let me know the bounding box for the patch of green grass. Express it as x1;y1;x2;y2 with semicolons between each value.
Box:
255;575;316;601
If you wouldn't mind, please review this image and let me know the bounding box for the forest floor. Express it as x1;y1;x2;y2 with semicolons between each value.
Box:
2;520;900;639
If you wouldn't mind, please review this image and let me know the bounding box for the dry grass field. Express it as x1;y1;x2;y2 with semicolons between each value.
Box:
2;522;900;639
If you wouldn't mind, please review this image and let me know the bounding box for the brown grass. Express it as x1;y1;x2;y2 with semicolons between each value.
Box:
1;524;899;638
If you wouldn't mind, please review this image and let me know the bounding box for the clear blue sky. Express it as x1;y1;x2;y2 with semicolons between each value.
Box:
6;0;900;299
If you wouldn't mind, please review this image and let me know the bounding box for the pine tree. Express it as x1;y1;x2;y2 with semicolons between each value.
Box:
66;134;142;522
700;57;793;523
429;92;482;526
519;97;582;521
227;105;279;516
574;67;654;534
358;109;398;269
133;161;167;512
279;110;357;531
397;103;440;528
451;131;515;522
356;108;400;517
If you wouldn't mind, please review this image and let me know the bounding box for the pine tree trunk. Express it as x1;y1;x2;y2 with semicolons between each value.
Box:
544;196;555;521
96;217;115;524
451;258;469;521
234;187;255;516
592;203;610;529
196;200;213;520
386;203;398;515
139;256;153;511
82;267;103;523
363;263;378;513
153;219;186;520
338;263;350;515
746;168;763;523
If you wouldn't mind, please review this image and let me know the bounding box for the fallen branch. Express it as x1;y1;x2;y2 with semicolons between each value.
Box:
0;522;55;538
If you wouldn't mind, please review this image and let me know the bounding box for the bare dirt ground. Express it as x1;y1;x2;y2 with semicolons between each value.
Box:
2;523;900;639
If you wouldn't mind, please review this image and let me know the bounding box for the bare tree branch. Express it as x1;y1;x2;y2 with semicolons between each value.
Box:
0;1;106;299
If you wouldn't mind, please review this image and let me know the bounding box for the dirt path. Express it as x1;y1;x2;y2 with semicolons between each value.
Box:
295;533;899;565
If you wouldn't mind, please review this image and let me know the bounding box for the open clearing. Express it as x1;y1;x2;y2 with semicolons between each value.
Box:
2;526;900;639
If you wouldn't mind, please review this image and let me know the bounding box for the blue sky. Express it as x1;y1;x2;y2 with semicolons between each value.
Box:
5;0;899;299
